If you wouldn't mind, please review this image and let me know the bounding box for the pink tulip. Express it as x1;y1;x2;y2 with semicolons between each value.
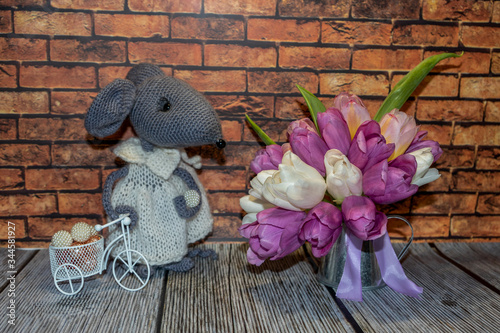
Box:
333;92;371;140
250;144;284;174
299;202;343;257
406;130;443;163
341;196;387;241
379;109;419;161
348;121;395;172
362;155;418;204
317;108;351;155
289;127;329;176
287;118;316;137
238;207;306;266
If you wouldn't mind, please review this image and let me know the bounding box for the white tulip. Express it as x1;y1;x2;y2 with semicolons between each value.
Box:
324;149;363;203
249;170;276;200
408;147;441;186
240;195;274;224
261;151;327;211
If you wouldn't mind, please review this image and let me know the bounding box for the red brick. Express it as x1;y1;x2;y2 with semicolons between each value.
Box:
205;0;276;15
461;25;500;48
175;70;246;93
19;118;86;141
0;119;16;140
392;215;450;238
29;217;102;239
494;2;500;23
248;18;320;42
51;91;96;115
352;0;420;19
20;65;96;89
477;194;500;215
197;169;246;191
243;119;290;143
51;39;125;63
14;11;91;36
129;42;201;66
452;171;500;192
492;53;500;74
461;77;500;99
412;193;477;214
425;51;490;74
0;0;45;6
476;148;500;170
0;92;49;114
0;219;26;239
423;0;492;21
128;0;201;13
172;17;244;40
419;124;452;144
0;11;12;33
418;170;451;192
221;120;243;142
200;144;261;167
248;71;317;94
279;0;349;18
52;144;116;166
206;95;274;118
451;216;500;237
59;193;103;215
322;21;391;45
392;74;459;97
377;198;411;215
0;194;57;216
434;147;475;169
352;49;422;71
26;168;100;190
0;169;23;190
95;14;169;38
207;192;242;214
0;38;46;61
0;144;50;166
320;73;389;96
212;215;243;239
275;96;313;119
416;99;483;122
485;101;500;122
393;24;459;47
51;0;124;10
453;124;500;146
279;46;350;70
0;64;17;88
205;44;276;68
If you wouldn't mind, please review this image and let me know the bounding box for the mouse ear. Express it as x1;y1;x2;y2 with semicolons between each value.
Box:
85;79;136;138
126;63;165;86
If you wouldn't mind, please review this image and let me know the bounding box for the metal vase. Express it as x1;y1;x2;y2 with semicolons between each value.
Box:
317;215;414;291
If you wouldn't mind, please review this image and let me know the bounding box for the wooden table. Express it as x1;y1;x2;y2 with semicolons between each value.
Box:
1;242;499;332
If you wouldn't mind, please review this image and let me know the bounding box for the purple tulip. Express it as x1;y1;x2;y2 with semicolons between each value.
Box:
299;202;343;258
406;130;443;163
238;207;306;266
317;108;351;155
287;118;316;138
362;155;419;205
341;196;387;241
289;127;329;176
348;121;395;172
333;92;371;140
250;144;284;174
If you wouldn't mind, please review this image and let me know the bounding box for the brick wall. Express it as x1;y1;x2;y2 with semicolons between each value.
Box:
0;0;499;247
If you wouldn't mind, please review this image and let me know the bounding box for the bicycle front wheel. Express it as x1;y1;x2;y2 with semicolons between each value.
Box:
112;250;150;291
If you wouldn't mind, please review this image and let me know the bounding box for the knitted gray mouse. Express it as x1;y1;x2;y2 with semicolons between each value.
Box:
85;63;226;272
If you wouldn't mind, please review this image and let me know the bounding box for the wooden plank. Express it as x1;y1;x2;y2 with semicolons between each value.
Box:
0;249;37;291
434;242;500;289
339;243;500;332
0;250;165;333
161;243;353;333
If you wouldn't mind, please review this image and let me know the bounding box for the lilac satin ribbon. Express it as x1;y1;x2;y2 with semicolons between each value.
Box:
336;231;423;302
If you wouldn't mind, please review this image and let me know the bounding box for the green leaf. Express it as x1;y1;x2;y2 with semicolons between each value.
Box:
245;114;276;145
296;84;326;133
373;52;463;122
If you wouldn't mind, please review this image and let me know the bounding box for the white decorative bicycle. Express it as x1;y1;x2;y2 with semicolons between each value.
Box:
49;215;150;295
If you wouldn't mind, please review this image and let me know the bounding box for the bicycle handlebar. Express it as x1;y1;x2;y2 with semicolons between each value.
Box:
95;214;131;232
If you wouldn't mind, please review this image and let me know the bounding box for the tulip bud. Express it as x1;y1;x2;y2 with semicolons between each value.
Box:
324;149;363;204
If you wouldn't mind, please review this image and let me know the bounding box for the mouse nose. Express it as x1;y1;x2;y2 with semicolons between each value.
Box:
216;139;226;149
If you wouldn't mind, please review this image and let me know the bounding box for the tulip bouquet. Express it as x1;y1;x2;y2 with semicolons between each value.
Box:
239;53;462;301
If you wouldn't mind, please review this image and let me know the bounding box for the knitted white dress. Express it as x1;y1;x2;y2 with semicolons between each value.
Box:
107;137;213;266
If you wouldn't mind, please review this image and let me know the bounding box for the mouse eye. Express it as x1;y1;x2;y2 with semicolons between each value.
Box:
159;97;171;112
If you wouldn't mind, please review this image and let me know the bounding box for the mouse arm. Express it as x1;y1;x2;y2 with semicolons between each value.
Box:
173;168;202;219
102;166;139;227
